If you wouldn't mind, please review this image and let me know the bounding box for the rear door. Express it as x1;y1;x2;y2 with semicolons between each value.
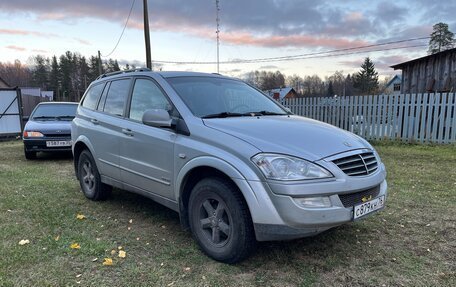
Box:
91;78;132;181
118;77;176;199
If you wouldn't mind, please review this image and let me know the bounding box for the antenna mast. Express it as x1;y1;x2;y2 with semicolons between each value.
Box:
216;0;220;73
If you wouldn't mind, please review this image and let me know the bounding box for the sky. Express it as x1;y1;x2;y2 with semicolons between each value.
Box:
1;0;455;79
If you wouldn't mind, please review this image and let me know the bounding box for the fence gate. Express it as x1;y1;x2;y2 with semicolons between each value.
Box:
0;88;23;139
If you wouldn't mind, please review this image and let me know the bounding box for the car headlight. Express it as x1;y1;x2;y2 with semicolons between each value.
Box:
23;131;44;138
252;153;333;180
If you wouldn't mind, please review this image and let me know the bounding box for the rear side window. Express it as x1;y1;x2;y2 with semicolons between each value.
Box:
82;83;104;110
103;79;131;116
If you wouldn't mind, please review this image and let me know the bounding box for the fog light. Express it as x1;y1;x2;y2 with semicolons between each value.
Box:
293;196;331;208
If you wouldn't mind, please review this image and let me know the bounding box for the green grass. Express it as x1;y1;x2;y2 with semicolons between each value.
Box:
0;140;455;286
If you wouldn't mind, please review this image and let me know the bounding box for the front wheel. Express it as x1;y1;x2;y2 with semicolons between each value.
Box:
77;150;111;201
24;146;36;160
188;177;256;263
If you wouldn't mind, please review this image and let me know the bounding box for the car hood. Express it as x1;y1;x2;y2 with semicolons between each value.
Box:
25;120;72;134
203;115;371;161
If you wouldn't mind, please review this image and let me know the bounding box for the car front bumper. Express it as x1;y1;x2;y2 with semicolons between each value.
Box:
246;164;387;241
23;137;73;152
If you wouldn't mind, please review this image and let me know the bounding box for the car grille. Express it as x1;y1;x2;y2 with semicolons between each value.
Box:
43;133;71;138
332;152;378;176
338;185;381;208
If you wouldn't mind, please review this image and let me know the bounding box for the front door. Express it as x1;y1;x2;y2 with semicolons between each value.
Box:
119;78;176;199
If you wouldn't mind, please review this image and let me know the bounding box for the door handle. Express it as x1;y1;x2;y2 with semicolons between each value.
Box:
122;128;134;136
90;118;99;125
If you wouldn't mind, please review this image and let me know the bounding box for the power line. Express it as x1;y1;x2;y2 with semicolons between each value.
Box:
153;36;430;65
101;0;136;58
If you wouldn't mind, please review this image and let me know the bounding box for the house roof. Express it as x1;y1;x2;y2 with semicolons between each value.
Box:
391;47;456;70
386;74;402;88
265;87;295;100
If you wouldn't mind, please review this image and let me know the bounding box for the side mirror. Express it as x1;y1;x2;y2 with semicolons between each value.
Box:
142;109;173;128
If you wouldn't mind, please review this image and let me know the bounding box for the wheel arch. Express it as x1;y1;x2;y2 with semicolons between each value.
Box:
176;157;259;230
72;136;96;179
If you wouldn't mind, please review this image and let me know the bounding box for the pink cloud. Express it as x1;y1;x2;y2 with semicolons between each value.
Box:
6;45;26;51
129;19;370;49
0;28;57;37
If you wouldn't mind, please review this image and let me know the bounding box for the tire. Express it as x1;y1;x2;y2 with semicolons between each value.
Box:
24;147;36;160
77;150;111;201
188;177;256;263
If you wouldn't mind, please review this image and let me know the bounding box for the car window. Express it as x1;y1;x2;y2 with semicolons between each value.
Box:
129;79;171;122
103;79;131;116
82;83;104;110
166;77;286;117
31;104;78;120
97;82;111;111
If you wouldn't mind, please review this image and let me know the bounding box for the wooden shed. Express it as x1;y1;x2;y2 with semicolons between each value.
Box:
391;48;456;93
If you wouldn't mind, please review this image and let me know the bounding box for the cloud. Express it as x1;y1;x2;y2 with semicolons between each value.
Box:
31;49;48;53
258;65;279;70
0;28;57;37
0;0;452;52
0;0;393;50
6;45;26;51
74;38;91;45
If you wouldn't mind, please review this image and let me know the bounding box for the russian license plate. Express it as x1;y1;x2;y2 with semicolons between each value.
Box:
46;140;72;147
353;195;385;220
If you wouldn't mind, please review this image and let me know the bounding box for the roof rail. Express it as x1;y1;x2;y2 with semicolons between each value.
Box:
95;67;152;80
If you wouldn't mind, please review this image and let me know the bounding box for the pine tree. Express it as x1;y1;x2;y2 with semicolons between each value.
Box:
354;57;379;95
87;56;100;82
31;55;49;90
327;81;334;97
49;56;60;100
59;51;73;101
428;22;455;54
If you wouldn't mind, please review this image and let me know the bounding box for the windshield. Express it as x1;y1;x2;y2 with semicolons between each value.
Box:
31;104;78;121
166;76;287;118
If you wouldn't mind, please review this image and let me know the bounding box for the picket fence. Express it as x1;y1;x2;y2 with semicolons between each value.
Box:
281;93;456;144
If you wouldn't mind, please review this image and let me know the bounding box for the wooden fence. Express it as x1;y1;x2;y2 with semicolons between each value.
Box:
281;93;456;144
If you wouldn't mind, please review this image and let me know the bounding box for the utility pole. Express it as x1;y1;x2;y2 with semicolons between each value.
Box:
97;50;103;75
143;0;152;69
215;0;220;73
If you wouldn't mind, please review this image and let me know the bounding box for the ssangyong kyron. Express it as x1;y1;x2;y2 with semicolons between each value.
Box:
71;69;387;263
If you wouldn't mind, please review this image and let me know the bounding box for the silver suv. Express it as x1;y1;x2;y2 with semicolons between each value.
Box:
72;69;387;263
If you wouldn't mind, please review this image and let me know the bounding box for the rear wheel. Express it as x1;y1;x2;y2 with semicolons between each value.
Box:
77;150;111;200
188;177;256;263
24;147;36;160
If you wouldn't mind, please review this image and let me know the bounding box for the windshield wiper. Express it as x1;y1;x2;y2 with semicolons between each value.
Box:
32;116;56;120
201;112;246;119
249;110;288;116
56;115;75;120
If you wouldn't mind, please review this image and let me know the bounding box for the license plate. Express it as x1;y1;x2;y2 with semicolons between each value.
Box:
46;140;72;147
353;195;385;220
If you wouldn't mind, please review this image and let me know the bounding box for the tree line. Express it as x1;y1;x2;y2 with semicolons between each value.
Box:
0;52;381;101
243;57;380;97
0;52;124;101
